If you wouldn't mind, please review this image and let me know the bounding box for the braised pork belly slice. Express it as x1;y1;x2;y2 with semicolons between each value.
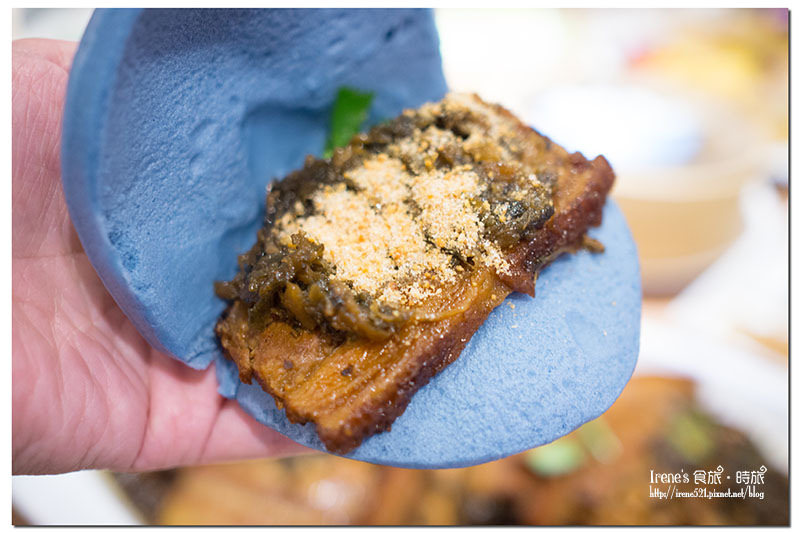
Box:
215;94;614;453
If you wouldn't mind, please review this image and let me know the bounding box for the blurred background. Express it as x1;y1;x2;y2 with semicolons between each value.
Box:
12;8;788;525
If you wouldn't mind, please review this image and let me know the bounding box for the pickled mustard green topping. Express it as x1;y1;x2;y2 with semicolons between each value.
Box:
216;94;555;341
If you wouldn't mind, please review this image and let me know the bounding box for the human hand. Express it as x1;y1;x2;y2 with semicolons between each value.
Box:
12;38;304;475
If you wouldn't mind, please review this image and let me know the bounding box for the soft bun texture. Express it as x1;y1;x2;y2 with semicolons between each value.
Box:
62;8;447;367
63;9;640;468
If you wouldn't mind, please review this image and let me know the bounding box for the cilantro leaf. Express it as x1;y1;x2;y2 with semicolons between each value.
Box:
324;87;374;158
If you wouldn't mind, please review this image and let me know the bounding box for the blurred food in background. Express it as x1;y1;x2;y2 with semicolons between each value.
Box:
631;9;789;140
621;9;787;295
112;377;788;526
